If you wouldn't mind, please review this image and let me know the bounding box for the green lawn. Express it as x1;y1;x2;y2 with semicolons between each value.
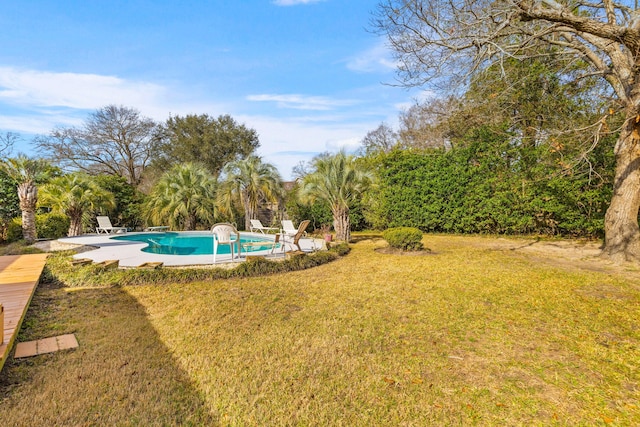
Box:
1;235;638;425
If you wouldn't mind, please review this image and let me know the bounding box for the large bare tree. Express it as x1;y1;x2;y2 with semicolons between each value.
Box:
375;0;640;262
36;105;161;187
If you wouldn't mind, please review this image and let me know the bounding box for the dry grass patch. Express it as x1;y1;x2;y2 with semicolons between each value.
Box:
1;234;639;425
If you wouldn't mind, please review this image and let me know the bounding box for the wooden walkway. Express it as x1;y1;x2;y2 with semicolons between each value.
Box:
0;253;49;372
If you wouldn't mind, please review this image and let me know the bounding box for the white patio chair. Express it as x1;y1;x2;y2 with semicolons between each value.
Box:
281;220;298;237
96;216;127;234
282;220;310;251
211;223;240;264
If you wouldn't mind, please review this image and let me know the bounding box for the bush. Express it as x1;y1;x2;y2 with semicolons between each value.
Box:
6;217;22;242
37;213;70;239
382;227;424;251
5;213;71;242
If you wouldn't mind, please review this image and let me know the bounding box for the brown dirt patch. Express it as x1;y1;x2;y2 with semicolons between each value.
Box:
454;236;640;281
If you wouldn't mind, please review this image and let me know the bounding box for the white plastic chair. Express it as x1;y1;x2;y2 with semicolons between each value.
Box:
211;223;240;263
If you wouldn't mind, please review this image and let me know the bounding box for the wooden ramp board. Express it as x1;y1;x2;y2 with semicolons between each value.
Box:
0;253;49;372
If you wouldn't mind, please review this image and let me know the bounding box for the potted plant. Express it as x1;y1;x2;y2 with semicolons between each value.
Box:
320;224;333;242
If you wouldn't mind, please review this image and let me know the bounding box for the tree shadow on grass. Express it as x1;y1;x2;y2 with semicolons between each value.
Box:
0;280;218;426
349;233;384;243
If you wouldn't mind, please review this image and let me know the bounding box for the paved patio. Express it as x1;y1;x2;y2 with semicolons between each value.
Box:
58;231;323;267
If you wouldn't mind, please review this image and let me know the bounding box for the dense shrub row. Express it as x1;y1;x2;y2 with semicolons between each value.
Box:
42;243;351;288
367;131;614;237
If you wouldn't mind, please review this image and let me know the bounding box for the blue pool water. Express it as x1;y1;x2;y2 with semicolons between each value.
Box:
111;232;278;255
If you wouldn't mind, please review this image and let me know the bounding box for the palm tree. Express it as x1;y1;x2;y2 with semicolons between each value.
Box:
219;155;283;230
0;155;52;243
39;173;115;236
144;163;217;230
299;151;372;242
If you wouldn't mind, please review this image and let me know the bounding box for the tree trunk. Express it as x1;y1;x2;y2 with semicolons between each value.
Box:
243;192;254;231
17;182;37;244
245;206;254;231
68;210;84;237
603;115;640;262
333;207;351;242
185;213;197;230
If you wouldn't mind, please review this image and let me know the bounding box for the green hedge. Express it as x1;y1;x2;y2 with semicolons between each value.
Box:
367;131;614;237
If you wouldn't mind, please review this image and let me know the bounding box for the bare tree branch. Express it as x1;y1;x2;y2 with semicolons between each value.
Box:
0;132;18;158
35;105;161;186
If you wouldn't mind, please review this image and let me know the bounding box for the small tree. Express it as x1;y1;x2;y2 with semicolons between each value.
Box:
299;151;372;242
39;174;115;236
218;156;283;230
0;155;53;243
144;163;217;230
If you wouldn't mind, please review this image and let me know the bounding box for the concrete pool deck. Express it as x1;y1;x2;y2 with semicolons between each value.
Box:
57;231;324;267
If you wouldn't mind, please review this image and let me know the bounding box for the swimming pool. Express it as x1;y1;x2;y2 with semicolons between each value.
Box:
111;232;279;255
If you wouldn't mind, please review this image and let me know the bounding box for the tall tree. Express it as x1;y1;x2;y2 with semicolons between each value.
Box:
36;105;161;187
219;156;283;231
159;114;260;177
360;122;398;155
397;99;462;151
144;163;217;230
374;0;640;262
299;151;372;242
0;155;53;243
39;173;115;237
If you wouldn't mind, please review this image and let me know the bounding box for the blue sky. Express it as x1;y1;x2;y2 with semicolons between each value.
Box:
0;0;425;179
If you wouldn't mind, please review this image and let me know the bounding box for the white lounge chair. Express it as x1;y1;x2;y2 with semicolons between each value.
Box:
281;220;299;237
282;220;311;251
249;219;279;234
96;216;127;234
211;223;240;264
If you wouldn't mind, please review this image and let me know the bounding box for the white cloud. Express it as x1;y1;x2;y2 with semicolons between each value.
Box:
0;66;418;179
0;66;228;132
239;114;376;179
0;113;80;134
0;67;166;110
272;0;325;6
346;42;398;73
247;93;357;111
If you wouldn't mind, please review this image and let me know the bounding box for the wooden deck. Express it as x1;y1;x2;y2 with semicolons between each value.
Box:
0;253;49;372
